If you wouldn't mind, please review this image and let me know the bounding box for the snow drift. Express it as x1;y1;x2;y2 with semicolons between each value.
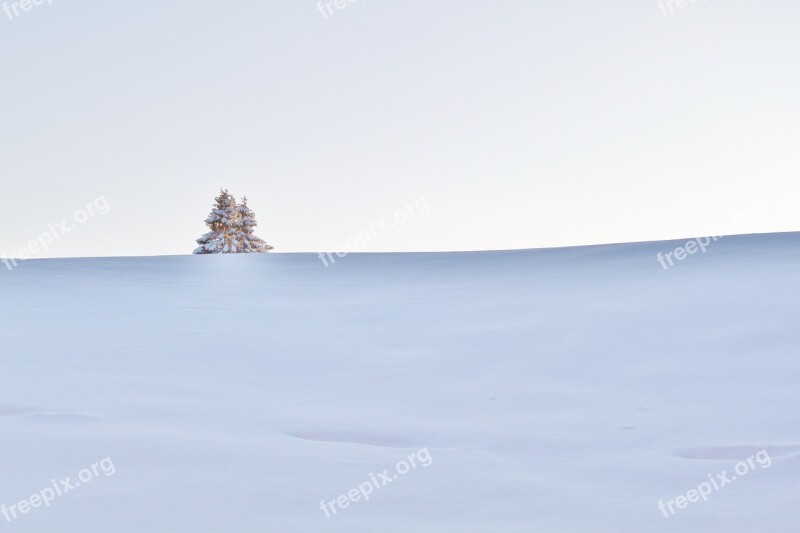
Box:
1;233;799;532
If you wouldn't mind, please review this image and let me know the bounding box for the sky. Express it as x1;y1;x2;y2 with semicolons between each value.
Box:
1;0;798;258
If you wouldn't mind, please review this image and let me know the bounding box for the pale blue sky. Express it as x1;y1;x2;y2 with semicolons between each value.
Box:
1;0;798;258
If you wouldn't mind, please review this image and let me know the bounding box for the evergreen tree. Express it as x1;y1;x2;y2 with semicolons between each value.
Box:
194;189;240;254
234;197;274;253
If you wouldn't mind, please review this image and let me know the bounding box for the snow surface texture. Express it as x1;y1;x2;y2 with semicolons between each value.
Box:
1;233;799;532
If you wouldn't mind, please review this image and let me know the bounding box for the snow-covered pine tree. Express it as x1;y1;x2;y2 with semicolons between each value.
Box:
194;189;240;254
234;197;274;253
